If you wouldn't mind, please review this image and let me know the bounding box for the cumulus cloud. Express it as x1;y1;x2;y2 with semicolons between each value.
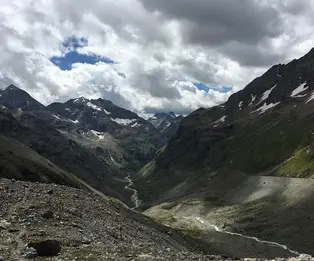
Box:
0;0;314;116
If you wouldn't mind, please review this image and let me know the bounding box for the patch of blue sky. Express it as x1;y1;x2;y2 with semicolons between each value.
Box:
50;36;115;71
193;82;232;93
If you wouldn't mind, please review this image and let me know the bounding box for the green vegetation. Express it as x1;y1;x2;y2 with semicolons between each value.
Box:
156;144;167;156
145;209;177;226
226;111;314;176
146;207;203;240
182;228;202;239
276;147;314;178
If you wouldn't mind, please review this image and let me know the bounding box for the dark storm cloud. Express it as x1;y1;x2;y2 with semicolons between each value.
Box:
277;0;311;15
140;0;282;44
220;42;285;67
139;0;288;67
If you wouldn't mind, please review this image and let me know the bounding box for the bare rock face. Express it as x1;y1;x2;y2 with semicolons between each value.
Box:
28;240;61;257
0;85;45;111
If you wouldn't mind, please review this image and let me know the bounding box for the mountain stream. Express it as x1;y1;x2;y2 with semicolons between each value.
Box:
124;175;141;209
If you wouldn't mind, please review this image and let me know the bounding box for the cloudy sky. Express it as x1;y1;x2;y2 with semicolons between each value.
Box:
1;0;314;116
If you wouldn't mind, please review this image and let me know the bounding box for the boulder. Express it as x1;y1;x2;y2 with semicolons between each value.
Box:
28;240;61;256
42;210;54;219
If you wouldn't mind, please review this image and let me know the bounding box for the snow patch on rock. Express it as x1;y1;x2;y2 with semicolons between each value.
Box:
131;122;141;128
53;114;61;120
291;82;308;97
111;118;136;126
259;84;276;103
73;97;87;104
217;115;226;123
161;122;171;132
91;130;105;140
306;92;314;104
253;102;280;114
69;119;80;124
87;102;102;111
213;115;226;127
249;94;256;106
238;101;243;110
103;109;111;115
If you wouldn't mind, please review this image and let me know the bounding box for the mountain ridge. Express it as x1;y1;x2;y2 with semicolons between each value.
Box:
0;84;46;111
135;46;314;256
0;84;174;206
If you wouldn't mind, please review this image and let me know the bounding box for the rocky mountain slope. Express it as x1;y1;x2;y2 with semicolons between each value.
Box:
0;85;45;111
0;103;131;202
0;85;171;206
0;133;84;188
47;97;166;173
135;47;314;255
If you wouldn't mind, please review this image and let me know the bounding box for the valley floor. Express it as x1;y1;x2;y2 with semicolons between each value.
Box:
144;172;314;258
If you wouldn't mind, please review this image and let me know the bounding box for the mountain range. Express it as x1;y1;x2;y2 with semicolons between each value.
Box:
0;85;183;205
3;48;314;260
136;47;314;256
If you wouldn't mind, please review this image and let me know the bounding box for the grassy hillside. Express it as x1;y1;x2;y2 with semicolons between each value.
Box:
225;108;314;176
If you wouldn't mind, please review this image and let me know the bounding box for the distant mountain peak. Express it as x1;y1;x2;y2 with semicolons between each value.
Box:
5;84;21;91
169;112;176;118
148;111;183;137
95;97;108;102
0;84;45;111
73;97;89;104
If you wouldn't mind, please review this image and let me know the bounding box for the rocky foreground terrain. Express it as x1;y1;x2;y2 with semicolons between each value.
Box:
0;178;312;261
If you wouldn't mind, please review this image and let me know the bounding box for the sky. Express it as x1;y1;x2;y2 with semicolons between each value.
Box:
1;0;314;116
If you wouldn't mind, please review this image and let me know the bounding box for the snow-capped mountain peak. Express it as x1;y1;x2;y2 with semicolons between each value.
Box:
147;111;183;138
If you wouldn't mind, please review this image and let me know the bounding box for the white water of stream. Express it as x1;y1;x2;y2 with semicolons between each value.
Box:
124;175;141;209
184;216;301;256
